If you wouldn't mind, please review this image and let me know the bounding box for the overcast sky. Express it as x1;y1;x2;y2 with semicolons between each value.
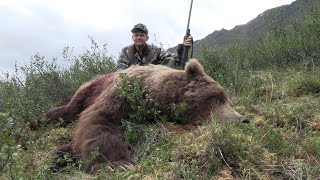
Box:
0;0;295;75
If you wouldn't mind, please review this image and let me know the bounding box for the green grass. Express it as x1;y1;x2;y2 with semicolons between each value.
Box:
1;66;319;179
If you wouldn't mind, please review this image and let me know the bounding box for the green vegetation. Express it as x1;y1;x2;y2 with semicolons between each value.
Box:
1;7;320;180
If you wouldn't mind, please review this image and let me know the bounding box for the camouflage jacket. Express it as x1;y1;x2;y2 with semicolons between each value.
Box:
114;44;182;71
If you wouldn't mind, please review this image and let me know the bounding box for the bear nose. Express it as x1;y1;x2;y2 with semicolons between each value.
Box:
241;117;251;123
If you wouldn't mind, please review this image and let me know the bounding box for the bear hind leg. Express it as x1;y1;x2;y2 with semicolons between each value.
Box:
79;130;136;174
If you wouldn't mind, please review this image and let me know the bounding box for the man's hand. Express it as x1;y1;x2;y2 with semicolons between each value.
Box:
183;35;193;47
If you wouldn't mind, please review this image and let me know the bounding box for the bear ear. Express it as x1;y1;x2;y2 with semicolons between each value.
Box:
185;59;205;79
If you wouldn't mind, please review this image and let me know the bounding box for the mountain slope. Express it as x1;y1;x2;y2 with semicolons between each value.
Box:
169;0;320;53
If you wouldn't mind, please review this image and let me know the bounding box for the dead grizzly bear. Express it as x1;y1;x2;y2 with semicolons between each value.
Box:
48;59;245;173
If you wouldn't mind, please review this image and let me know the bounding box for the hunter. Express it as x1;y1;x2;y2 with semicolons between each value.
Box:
115;23;193;71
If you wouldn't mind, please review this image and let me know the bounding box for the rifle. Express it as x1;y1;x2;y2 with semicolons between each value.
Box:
181;0;194;69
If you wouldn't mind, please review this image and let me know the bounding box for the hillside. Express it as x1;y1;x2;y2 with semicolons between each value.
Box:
169;0;320;53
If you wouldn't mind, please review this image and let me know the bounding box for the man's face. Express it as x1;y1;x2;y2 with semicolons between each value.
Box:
132;32;149;48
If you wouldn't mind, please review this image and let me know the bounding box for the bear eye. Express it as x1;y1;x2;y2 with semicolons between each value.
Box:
205;95;225;106
215;96;225;106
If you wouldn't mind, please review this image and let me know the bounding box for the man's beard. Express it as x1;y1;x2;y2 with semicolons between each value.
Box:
135;42;146;48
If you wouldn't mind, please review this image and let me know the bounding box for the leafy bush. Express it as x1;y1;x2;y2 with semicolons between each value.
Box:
198;45;251;95
63;37;116;88
117;74;188;149
290;74;320;96
250;3;320;69
0;113;16;174
117;73;164;124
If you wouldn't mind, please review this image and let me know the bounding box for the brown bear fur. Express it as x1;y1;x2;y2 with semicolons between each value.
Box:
45;73;117;125
48;59;243;173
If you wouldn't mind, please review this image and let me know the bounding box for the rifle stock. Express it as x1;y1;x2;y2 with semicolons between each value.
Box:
181;29;190;69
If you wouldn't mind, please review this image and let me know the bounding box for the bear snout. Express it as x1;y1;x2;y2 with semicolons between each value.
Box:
214;104;249;123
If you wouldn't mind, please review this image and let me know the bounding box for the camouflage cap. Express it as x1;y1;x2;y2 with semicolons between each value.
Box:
131;23;148;34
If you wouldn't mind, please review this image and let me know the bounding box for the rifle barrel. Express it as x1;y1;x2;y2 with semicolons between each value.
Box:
186;0;193;33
